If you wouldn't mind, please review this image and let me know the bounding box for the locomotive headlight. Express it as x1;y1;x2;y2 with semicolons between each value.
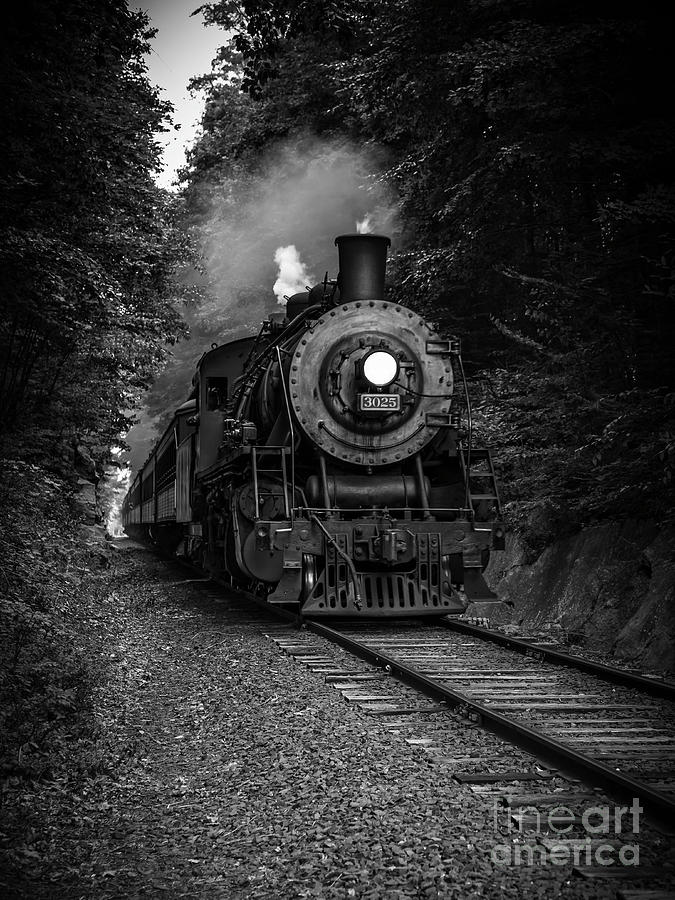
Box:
362;350;399;387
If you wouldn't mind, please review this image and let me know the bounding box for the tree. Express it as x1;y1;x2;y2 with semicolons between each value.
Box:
0;0;194;461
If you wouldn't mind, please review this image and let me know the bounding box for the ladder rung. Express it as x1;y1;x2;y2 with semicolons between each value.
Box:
471;493;498;500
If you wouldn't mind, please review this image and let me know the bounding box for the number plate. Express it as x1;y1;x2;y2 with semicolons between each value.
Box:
357;393;401;412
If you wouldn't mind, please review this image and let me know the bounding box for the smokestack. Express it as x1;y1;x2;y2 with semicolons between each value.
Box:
335;234;391;302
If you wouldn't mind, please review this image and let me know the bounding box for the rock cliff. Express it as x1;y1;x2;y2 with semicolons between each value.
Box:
484;514;675;674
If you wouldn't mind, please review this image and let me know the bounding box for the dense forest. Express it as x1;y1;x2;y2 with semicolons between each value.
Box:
0;1;196;786
0;0;195;471
1;0;674;783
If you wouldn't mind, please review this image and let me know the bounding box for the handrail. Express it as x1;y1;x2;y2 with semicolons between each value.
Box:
276;345;295;524
457;352;473;511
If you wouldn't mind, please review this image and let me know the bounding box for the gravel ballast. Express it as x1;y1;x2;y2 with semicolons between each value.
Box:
2;544;672;899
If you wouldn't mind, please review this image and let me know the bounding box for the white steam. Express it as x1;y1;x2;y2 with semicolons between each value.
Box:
197;135;400;329
102;461;131;537
356;214;374;234
273;245;314;305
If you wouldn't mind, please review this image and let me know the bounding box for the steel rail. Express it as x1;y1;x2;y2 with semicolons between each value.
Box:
439;618;675;701
306;620;675;830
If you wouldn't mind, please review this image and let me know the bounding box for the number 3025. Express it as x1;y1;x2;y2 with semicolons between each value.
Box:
358;393;401;411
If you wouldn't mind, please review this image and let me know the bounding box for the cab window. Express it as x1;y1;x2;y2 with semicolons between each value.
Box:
206;377;228;411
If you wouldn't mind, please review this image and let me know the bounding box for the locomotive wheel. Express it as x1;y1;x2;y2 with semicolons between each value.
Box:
224;520;250;588
301;553;319;602
242;530;284;583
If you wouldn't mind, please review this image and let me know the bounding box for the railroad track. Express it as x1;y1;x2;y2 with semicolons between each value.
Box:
266;618;675;830
169;566;675;889
441;618;675;701
170;563;675;835
262;616;675;890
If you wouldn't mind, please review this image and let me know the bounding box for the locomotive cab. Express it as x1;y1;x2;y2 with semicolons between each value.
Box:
193;337;257;475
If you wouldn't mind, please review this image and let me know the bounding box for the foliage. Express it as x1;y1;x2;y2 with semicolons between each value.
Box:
0;1;196;462
472;371;675;522
189;0;675;525
196;0;355;98
0;462;112;779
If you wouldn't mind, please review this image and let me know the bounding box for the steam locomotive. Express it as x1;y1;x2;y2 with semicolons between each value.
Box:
122;234;504;616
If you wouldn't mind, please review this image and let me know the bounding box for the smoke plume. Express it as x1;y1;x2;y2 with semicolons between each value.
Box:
272;245;314;304
197;133;399;333
125;133;399;471
356;214;374;234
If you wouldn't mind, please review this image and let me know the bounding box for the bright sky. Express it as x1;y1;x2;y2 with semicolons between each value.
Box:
132;1;225;190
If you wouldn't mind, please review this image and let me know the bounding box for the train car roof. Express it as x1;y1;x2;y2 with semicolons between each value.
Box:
124;333;256;500
129;394;198;485
192;333;257;382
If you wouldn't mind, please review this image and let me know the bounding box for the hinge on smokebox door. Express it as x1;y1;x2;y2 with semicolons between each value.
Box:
426;338;461;355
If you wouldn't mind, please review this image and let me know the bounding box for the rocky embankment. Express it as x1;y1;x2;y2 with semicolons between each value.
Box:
484;505;675;674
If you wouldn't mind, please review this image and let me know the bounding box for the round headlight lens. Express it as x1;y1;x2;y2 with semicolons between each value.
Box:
362;350;399;387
